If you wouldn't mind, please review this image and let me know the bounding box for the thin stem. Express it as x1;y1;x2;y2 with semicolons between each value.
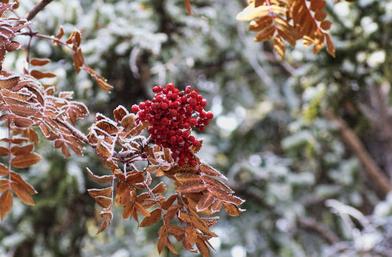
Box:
26;0;54;21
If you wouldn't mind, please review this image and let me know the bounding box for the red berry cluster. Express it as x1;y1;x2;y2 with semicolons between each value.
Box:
131;83;213;166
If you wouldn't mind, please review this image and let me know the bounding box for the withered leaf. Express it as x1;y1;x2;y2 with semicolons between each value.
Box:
30;70;56;79
72;48;84;73
140;208;161;227
126;172;144;184
196;193;215;212
11;144;33;155
196;238;211;257
11;152;41;169
157;226;168;253
0;163;9;176
30;58;50;66
223;203;242;217
152;182;166;194
161;194;177;210
0;147;8;156
88;187;112;198
0;75;19;89
135;202;150;217
86;167;113;184
177;183;207;194
11;182;35;206
184;0;192;15
0;190;13;220
10;172;37;194
0;179;9;193
97;209;113;234
95;196;112;208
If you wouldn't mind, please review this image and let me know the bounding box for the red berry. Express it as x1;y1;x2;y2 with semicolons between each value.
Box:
131;105;139;113
131;83;212;166
206;112;214;119
153;86;162;93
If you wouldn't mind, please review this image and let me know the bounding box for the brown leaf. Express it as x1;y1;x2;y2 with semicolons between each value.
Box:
223;203;242;216
10;182;35;206
88;187;113;198
157;226;167;253
200;163;227;179
0;179;9;193
10;172;37;194
30;58;50;66
97;209;113;233
196;193;215;212
196;238;211;257
95;196;112;208
152;182;166;194
0;75;19;89
55;26;64;40
126;172;144;184
11;152;41;169
135;202;150;217
161;194;177;210
0;147;8;156
0;163;9;176
113;105;128;122
72;48;84;73
0;190;13;220
184;0;192;15
11;144;33;155
30;70;56;79
177;183;207;193
140;208;161;227
86;167;113;184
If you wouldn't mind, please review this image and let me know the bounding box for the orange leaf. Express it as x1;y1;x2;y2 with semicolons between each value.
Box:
0;190;13;220
196;193;215;212
11;144;33;156
30;70;56;79
196;238;211;257
177;183;207;193
88;187;113;198
10;172;37;194
0;147;8;156
135;202;151;217
184;0;192;15
0;179;9;193
86;167;113;184
0;163;9;176
11;182;35;206
11;152;41;169
140;208;161;227
95;196;112;208
30;58;50;66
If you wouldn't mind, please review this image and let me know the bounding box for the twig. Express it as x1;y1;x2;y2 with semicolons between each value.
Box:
325;110;392;196
297;217;339;244
55;118;90;145
26;0;53;21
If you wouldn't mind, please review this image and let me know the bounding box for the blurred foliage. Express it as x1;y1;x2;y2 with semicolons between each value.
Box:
1;0;392;257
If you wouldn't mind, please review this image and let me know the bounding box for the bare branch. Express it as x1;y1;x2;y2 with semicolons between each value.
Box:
297;217;339;244
325;110;392;196
26;0;53;21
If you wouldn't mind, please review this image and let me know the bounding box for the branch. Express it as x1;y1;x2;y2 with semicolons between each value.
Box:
26;0;53;21
325;110;392;196
297;217;339;244
55;118;90;145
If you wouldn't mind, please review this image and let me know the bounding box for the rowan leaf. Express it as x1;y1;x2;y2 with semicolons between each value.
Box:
0;190;13;220
140;208;161;227
11;181;35;206
11;152;41;168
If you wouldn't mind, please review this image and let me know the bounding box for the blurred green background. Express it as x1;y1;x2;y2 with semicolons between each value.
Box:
1;0;392;256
